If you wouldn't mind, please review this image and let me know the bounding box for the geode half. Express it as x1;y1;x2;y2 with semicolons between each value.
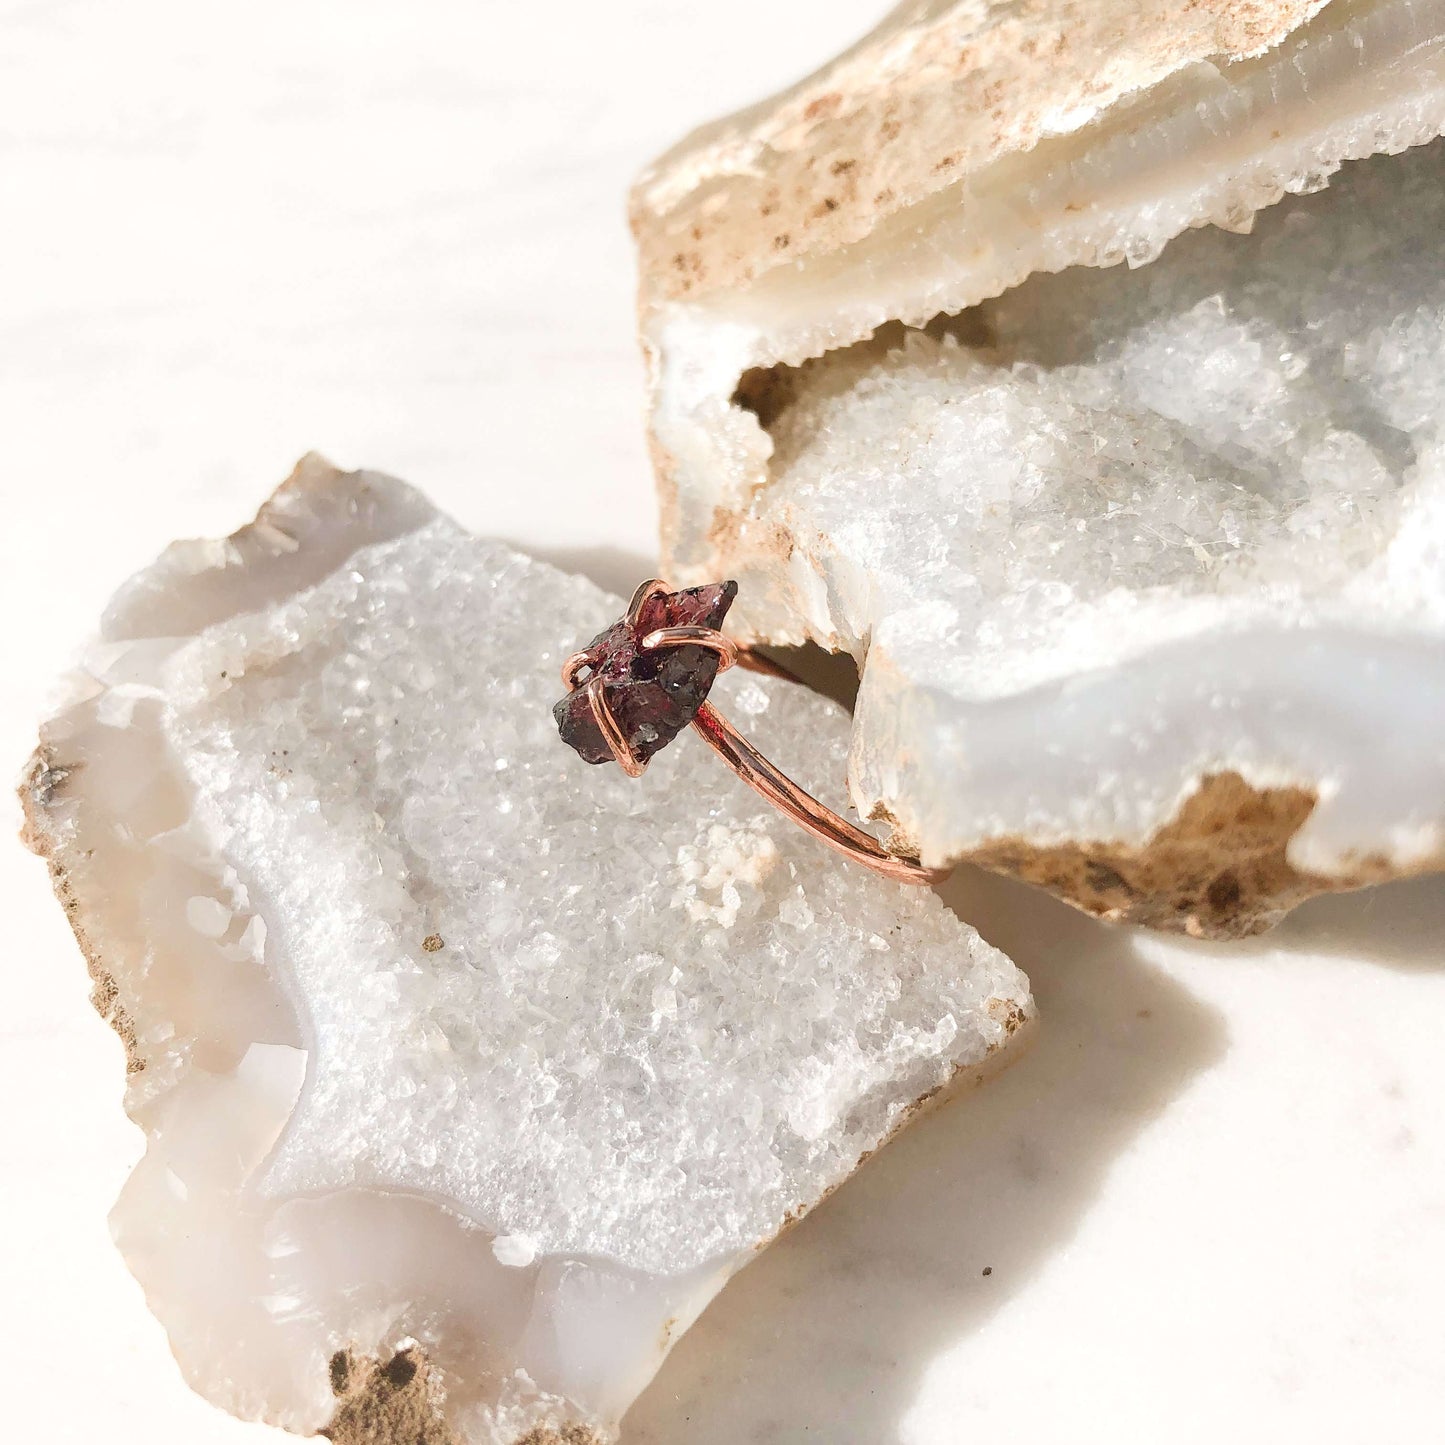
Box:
19;456;1032;1445
633;0;1445;936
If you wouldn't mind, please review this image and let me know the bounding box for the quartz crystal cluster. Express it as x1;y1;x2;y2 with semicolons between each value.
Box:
634;0;1445;935
21;458;1031;1445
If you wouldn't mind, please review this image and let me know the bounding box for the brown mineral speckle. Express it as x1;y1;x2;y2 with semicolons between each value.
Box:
322;1348;459;1445
381;1353;419;1389
701;508;798;595
967;771;1381;938
986;997;1029;1036
804;92;842;121
731;366;798;430
515;1427;606;1445
422;933;445;953
631;1;1323;303
20;752;147;1073
85;962;144;1075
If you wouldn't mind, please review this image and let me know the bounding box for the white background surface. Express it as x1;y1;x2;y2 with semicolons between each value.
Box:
3;3;1444;1442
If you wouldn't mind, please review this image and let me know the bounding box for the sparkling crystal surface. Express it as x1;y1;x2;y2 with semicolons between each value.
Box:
24;460;1032;1443
644;0;1445;924
759;140;1445;695
670;139;1445;894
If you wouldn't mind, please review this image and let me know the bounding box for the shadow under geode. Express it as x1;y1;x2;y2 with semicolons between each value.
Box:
1194;871;1445;975
621;865;1227;1445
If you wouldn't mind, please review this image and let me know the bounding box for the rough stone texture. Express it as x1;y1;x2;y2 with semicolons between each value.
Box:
969;773;1325;939
20;764;148;1073
635;0;1445;935
554;581;737;766
323;1349;459;1445
20;457;1032;1444
632;0;1326;304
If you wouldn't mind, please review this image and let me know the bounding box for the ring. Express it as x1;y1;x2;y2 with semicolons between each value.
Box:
553;578;945;885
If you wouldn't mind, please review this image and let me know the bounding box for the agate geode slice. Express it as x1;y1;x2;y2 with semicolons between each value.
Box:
553;581;737;765
19;457;1032;1445
633;0;1445;937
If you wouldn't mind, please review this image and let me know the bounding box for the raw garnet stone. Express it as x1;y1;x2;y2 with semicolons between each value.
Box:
554;581;739;766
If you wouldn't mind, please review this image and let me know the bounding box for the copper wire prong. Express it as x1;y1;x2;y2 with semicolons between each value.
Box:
625;578;669;627
586;675;647;778
559;577;944;885
640;625;739;670
561;650;597;691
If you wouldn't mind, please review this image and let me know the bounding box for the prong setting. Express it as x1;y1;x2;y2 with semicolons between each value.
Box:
641;626;739;670
561;649;599;691
553;578;942;885
625;578;669;627
585;676;648;777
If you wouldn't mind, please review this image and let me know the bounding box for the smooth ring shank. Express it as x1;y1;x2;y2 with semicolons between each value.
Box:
686;699;945;885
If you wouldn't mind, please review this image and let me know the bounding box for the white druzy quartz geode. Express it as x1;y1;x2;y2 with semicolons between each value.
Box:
21;458;1031;1445
635;0;1445;937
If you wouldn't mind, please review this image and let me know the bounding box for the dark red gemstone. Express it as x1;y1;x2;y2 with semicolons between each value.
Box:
554;581;739;766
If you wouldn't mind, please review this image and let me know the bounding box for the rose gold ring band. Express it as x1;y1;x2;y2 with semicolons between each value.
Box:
561;580;945;886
